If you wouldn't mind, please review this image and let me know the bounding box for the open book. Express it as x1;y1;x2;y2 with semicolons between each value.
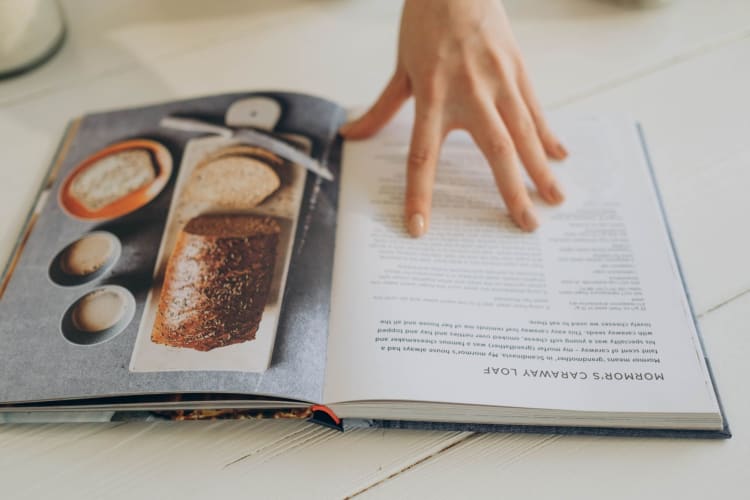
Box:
0;91;728;437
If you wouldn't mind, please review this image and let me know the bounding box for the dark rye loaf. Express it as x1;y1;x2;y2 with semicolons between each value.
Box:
152;214;281;351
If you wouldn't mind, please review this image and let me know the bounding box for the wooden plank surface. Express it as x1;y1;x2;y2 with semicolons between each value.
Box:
0;419;471;499
0;0;748;498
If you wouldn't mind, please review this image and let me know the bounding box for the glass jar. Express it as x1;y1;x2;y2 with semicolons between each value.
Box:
0;0;66;79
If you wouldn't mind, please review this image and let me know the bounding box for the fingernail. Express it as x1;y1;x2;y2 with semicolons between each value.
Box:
339;121;354;136
520;208;539;232
555;143;569;159
547;182;565;204
407;213;425;237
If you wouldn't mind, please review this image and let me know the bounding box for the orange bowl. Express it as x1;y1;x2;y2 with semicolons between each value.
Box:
59;139;173;222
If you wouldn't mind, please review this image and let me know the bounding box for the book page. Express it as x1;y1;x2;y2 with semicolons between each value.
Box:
0;92;344;406
324;110;719;415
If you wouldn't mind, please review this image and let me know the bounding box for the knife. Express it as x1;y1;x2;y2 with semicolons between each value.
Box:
159;116;334;181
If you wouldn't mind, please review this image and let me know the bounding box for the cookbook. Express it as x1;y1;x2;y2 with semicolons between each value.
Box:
0;91;729;438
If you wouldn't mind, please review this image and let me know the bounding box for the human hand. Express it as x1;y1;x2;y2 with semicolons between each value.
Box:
339;0;568;236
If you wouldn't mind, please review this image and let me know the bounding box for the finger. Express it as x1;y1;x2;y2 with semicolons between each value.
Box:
468;101;538;232
339;71;411;139
404;103;444;238
497;90;564;205
517;66;568;160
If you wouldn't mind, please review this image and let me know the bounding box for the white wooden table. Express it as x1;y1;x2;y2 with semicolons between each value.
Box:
1;1;748;498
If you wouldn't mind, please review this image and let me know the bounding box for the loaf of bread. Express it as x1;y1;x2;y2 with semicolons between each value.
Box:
70;149;155;211
182;146;283;210
152;214;281;351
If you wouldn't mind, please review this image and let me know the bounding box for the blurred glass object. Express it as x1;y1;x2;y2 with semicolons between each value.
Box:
609;0;673;7
0;0;66;79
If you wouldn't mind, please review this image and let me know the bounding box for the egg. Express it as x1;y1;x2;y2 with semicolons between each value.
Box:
60;232;115;277
72;288;126;333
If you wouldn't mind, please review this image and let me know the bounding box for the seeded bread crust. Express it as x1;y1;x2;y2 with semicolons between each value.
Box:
152;214;281;351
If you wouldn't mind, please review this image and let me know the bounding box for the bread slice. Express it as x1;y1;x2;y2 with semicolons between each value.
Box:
70;149;155;211
183;154;281;209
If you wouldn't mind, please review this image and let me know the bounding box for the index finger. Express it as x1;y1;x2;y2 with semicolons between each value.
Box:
404;102;444;237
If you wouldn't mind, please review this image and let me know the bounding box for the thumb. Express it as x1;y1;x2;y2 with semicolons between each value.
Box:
340;71;410;140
